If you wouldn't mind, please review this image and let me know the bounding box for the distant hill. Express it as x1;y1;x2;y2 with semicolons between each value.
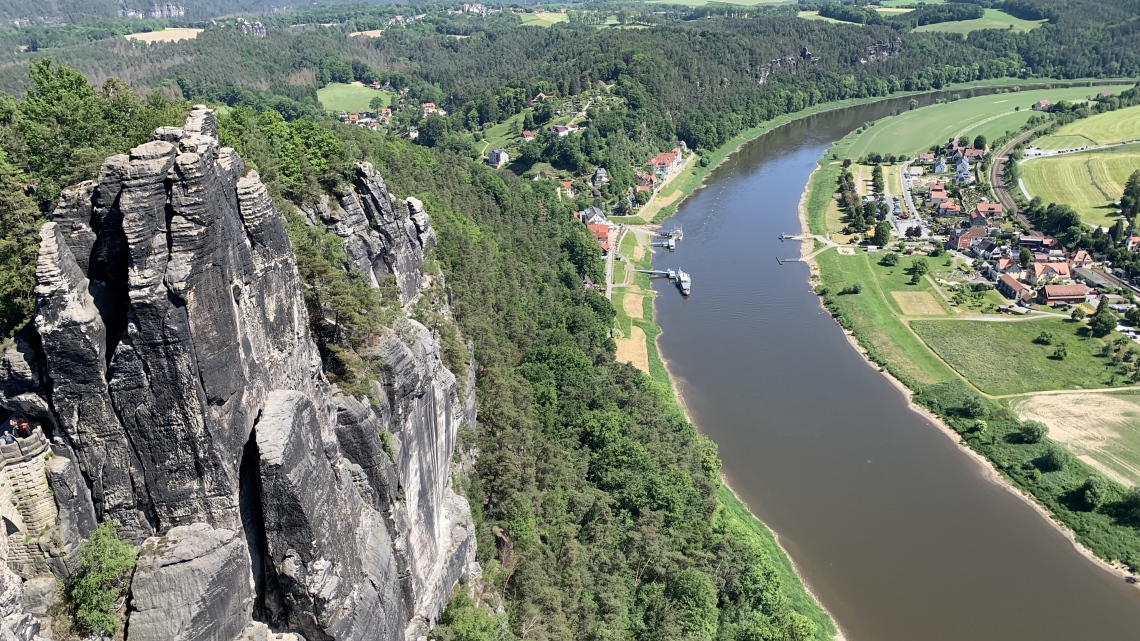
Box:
0;0;406;24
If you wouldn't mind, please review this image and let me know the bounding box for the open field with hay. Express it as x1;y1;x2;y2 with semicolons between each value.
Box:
125;28;202;43
1013;391;1140;487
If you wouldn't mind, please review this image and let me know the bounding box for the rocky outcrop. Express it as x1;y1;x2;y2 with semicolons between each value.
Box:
128;524;252;641
0;107;475;640
300;163;435;305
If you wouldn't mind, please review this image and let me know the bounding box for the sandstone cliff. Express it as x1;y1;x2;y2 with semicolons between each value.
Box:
0;107;475;641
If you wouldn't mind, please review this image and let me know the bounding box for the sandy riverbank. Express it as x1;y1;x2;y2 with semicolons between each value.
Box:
795;159;1140;588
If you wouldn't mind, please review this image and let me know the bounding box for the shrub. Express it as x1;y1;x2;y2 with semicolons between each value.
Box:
1033;330;1054;345
68;521;138;636
879;252;900;266
841;282;863;295
1038;446;1070;472
1051;343;1068;360
1081;476;1109;511
1019;420;1048;444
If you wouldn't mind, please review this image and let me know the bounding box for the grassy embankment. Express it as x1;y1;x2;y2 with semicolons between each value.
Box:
316;82;393;114
845;84;1134;159
1034;103;1140;150
915;8;1046;34
1021;143;1140;227
805;124;1140;573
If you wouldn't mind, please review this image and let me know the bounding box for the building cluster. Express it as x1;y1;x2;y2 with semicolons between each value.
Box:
338;109;390;130
575;206;612;255
450;3;501;16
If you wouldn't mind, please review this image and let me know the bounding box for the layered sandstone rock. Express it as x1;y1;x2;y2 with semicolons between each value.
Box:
0;107;475;640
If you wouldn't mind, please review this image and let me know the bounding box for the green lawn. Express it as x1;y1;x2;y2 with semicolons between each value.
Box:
914;8;1045;34
1021;145;1140;227
317;83;393;114
911;318;1118;395
815;246;957;388
844;85;1135;159
1033;104;1140;150
959;110;1037;145
518;12;567;27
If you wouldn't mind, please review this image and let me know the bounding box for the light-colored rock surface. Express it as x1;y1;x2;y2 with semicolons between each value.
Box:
128;524;253;641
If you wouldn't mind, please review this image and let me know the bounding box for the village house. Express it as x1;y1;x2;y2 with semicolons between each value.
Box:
1128;235;1140;251
1038;283;1088;306
588;223;610;254
975;239;1001;260
964;148;986;161
1033;99;1050;111
636;172;658;188
547;125;570;137
1030;261;1072;285
933;157;948;174
1019;235;1062;252
531;92;548;105
937;200;962;216
577;206;607;226
593;167;609;187
1099;91;1114;99
487;148;509;168
917;153;936;165
421;102;439;117
520;130;535;141
1070;249;1094;269
929;183;948;204
649;148;682;177
948;226;985;252
559;181;574;198
997;274;1033;302
991;257;1024;279
380;108;392;117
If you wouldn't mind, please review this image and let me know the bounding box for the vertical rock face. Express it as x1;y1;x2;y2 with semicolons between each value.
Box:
0;107;475;640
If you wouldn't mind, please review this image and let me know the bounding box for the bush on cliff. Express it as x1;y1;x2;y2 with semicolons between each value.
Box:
67;521;138;636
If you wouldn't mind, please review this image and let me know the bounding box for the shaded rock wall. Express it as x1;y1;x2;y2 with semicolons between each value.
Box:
0;107;475;640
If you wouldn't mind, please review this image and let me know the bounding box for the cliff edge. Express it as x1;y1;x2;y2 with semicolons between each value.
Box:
0;107;475;641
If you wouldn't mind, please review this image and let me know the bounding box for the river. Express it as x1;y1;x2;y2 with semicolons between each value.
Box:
650;94;1140;640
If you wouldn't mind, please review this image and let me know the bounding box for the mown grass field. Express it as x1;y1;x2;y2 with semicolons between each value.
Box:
911;318;1118;395
844;85;1134;159
1033;105;1140;150
518;12;567;27
960;109;1036;145
1021;145;1140;227
914;8;1045;34
797;11;851;24
317;83;393;114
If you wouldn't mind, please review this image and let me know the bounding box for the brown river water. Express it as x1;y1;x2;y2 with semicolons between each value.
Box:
650;92;1140;640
